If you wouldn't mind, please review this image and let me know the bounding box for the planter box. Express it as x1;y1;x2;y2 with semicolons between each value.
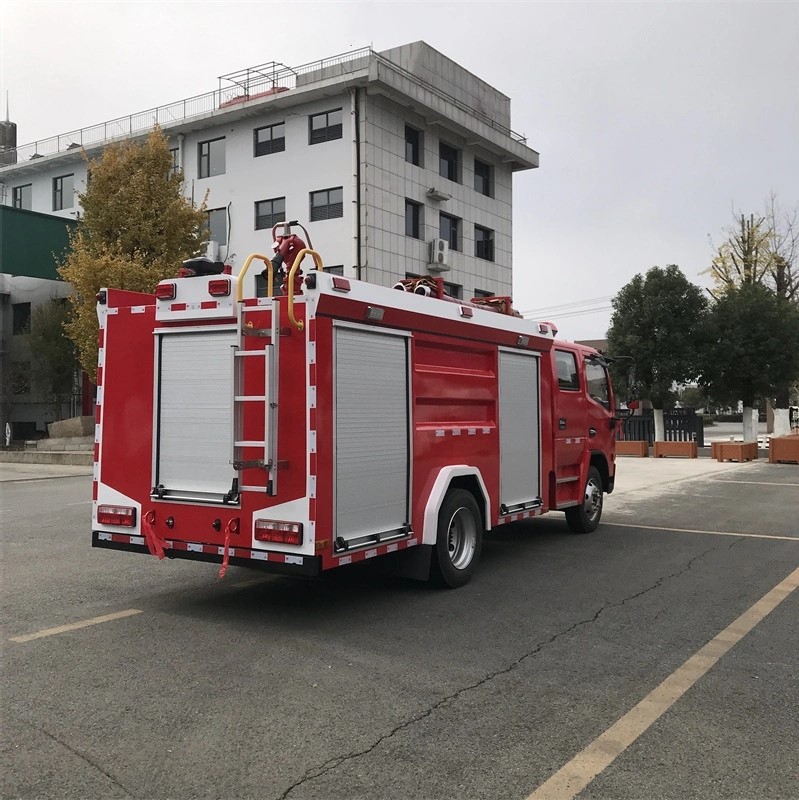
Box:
616;440;649;457
715;441;758;462
653;441;697;459
769;435;799;465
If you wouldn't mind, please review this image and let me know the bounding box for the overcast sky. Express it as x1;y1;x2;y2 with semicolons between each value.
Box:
2;0;797;339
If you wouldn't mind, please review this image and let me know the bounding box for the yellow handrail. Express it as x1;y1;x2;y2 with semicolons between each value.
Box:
236;253;273;302
286;248;324;332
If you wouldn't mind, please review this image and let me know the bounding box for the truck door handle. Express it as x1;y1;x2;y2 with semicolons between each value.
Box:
559;418;567;430
589;427;597;437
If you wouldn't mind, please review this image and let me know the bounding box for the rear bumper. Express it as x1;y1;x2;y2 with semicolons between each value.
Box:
92;531;322;577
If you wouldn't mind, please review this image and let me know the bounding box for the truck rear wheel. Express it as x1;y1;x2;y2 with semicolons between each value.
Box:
431;488;483;588
565;466;603;534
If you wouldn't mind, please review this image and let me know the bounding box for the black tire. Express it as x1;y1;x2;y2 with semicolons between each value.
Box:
431;488;483;588
565;465;603;534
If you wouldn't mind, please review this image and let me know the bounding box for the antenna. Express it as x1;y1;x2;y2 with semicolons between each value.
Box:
5;92;9;123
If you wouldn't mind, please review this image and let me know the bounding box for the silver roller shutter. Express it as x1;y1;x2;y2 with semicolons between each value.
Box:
499;350;541;508
334;326;409;543
156;330;236;497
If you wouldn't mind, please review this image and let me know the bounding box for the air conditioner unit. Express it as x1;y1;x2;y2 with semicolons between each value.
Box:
428;238;450;271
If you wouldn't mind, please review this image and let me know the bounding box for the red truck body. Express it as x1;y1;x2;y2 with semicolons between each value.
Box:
92;264;618;586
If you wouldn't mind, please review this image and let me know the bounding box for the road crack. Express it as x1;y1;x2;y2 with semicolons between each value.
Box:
8;712;136;798
276;546;720;799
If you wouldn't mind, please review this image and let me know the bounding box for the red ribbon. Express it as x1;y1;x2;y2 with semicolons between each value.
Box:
218;520;233;579
142;510;166;560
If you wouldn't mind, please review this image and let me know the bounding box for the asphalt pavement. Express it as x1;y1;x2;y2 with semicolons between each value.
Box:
1;456;797;800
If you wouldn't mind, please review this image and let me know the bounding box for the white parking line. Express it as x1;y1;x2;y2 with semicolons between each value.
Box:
526;566;799;800
710;479;799;488
607;522;798;542
9;609;143;643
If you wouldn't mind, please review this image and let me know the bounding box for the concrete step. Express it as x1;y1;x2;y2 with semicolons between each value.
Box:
35;436;95;452
0;450;93;466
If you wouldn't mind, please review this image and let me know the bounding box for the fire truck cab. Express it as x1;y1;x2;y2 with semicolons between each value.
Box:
92;240;618;588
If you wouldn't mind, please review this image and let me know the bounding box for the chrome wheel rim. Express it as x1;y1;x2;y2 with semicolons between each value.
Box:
584;478;602;522
446;507;477;570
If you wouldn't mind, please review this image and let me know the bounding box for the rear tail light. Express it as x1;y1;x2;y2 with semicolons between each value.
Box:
97;505;137;527
156;283;176;300
208;278;231;297
254;520;303;546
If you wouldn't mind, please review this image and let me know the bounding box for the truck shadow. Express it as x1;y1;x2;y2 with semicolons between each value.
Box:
141;516;593;627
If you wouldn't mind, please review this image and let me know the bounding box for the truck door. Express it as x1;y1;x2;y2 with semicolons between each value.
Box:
584;357;614;453
154;328;237;502
553;348;587;483
333;325;410;548
498;350;541;511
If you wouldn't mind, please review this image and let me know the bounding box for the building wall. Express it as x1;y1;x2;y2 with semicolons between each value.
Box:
362;93;512;297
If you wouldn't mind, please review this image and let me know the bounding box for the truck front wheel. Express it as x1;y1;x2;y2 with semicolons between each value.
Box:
565;466;603;534
431;488;483;588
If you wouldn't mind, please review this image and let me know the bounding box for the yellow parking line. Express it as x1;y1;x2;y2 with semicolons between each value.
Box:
607;521;797;542
526;566;799;800
10;609;143;643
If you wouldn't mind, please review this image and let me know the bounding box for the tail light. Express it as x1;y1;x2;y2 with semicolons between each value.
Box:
97;505;137;527
208;278;231;297
254;520;303;546
156;283;176;300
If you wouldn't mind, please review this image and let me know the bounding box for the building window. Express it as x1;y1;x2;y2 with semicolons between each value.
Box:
555;351;580;391
439;212;460;251
405;200;422;239
310;187;343;221
254;122;285;156
439;141;460;182
474;225;495;261
12;184;32;210
205;208;227;246
474;159;493;197
255;197;286;231
10;363;31;395
442;280;463;299
12;302;31;335
198;137;226;178
52;174;74;211
405;126;422;166
169;147;180;177
309;109;343;145
325;265;345;276
474;289;494;298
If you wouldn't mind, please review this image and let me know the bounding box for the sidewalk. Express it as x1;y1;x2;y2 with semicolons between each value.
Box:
611;454;754;499
0;463;93;482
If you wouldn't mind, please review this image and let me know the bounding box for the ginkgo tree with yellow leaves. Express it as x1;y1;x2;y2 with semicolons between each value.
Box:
706;198;799;437
58;128;207;382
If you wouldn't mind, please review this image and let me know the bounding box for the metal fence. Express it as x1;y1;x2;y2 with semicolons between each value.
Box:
618;409;705;447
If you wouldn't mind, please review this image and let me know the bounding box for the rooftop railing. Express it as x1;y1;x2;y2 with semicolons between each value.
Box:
5;46;527;165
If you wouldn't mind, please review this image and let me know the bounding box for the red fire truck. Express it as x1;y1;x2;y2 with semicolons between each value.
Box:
92;225;621;587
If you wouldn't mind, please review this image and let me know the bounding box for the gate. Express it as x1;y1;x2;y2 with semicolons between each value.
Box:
618;409;704;447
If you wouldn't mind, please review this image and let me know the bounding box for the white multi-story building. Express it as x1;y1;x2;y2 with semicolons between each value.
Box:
0;41;537;301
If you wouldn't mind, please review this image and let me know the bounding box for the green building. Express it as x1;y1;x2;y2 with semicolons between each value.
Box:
0;206;77;438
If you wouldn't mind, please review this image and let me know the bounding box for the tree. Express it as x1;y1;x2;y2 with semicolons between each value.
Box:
708;198;799;433
607;265;708;441
698;283;799;441
58;128;207;381
28;299;79;421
